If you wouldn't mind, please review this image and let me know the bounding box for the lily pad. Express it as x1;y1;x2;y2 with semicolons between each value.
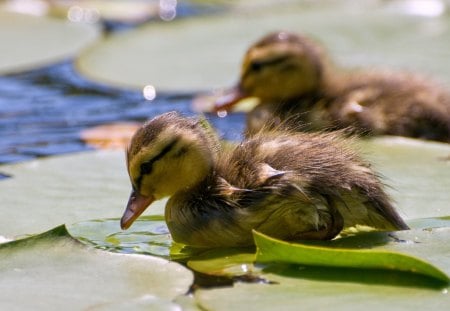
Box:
0;10;100;74
359;137;450;220
408;216;450;230
254;230;449;283
0;225;193;310
194;220;450;311
182;226;450;281
76;2;450;92
0;150;134;239
195;263;449;311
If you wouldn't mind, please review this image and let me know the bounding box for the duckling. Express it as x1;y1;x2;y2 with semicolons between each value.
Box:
120;111;408;248
215;31;450;142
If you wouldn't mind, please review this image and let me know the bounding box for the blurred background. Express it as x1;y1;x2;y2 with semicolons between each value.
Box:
1;0;449;165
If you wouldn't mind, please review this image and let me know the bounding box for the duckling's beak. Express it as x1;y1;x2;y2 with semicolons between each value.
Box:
214;85;248;112
120;190;155;230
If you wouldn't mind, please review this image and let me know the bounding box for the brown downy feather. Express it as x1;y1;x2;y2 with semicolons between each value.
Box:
159;114;409;247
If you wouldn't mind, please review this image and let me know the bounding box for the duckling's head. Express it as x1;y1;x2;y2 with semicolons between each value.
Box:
216;31;324;110
121;112;216;229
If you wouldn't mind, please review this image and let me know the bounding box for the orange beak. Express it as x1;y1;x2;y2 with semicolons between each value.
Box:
213;85;248;112
120;190;155;230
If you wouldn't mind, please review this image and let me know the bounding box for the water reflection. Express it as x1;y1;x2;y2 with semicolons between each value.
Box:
67;5;100;24
217;110;227;118
3;0;48;16
389;0;446;17
143;84;157;101
159;0;177;21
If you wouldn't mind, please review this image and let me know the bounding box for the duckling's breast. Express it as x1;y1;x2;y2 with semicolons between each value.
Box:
165;189;254;247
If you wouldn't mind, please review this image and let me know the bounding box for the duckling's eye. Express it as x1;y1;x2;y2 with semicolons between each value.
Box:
249;56;290;73
139;138;179;177
134;161;153;190
140;161;153;175
250;61;263;72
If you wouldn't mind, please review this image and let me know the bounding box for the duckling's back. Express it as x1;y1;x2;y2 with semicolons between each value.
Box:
220;131;409;233
327;71;450;142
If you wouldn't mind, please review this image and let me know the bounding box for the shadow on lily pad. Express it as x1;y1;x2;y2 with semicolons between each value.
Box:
262;264;448;289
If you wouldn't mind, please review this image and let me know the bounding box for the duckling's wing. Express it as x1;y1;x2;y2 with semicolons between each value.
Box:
230;165;344;241
253;164;408;237
253;136;409;232
255;183;407;242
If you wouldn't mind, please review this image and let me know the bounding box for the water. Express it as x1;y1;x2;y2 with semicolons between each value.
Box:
0;60;245;165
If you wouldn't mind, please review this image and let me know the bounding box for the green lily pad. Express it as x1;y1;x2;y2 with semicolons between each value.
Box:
184;225;450;283
194;212;450;311
0;225;193;310
0;151;137;239
0;10;100;74
360;137;450;220
195;263;449;311
408;216;450;230
76;2;450;91
254;230;449;283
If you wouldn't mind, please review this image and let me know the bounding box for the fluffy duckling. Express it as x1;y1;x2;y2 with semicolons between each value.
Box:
215;31;450;142
121;111;408;248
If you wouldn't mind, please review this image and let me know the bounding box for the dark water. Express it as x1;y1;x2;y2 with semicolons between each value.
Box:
0;61;245;164
0;54;246;166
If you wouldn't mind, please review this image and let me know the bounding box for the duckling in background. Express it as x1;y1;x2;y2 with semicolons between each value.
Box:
215;31;450;142
121;112;408;248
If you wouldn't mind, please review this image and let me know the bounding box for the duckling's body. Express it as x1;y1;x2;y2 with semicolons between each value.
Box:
122;112;408;248
217;31;450;142
326;71;450;140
